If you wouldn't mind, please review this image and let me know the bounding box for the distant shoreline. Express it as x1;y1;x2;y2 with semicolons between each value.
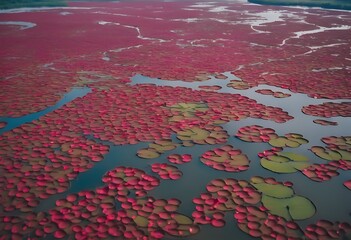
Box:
0;1;66;10
1;0;351;11
248;0;351;11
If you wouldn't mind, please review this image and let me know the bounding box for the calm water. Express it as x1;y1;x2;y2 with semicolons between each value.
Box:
19;73;350;239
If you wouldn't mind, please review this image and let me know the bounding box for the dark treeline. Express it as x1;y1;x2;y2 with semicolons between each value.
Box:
0;0;67;9
248;0;351;10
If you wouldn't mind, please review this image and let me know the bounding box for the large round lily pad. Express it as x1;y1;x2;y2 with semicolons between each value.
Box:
262;195;316;220
251;182;294;198
260;152;310;173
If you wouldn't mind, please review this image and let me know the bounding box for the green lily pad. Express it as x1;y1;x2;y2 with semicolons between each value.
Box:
260;152;310;173
177;127;210;141
133;215;148;227
269;137;298;148
262;195;316;220
269;134;308;148
310;146;342;161
137;148;160;159
251;182;294;198
169;102;208;113
338;150;351;160
277;152;308;161
173;213;193;225
149;140;178;153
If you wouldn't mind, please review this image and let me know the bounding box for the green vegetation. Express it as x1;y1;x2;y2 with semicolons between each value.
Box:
0;0;66;9
248;0;351;10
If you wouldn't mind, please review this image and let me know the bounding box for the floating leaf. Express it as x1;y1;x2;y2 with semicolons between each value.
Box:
227;81;251;90
343;180;351;190
177;127;210;141
198;85;222;91
149;140;178;153
310;146;342;161
313;119;338;126
260;152;310;173
137;148;160;159
269;133;308;148
262;195;316;220
255;89;291;98
133;215;148;227
168;102;208;113
177;126;228;145
251;182;294;198
173;213;193;225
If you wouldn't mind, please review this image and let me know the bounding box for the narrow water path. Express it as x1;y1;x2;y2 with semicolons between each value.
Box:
0;87;91;135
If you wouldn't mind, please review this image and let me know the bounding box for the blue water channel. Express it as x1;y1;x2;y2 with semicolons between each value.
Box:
0;87;91;135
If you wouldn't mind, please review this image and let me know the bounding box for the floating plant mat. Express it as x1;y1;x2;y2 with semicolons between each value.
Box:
0;75;350;239
1;73;350;240
131;74;351;141
0;87;91;135
1;0;351;238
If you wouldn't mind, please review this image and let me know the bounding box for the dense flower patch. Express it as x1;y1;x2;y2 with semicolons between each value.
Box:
0;0;351;239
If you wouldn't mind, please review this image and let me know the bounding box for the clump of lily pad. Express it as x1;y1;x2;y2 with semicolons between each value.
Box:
234;205;303;239
250;176;316;221
321;136;351;151
304;220;351;239
198;85;222;91
255;89;291;98
192;178;261;226
167;102;208;122
137;140;178;159
0;121;7;129
269;133;308;148
176;125;228;145
313;119;338;126
200;145;250;172
310;146;351;161
123;196;199;238
151;163;182;180
302;102;351;118
167;154;192;164
227;80;251;90
236;125;277;143
102;166;160;192
302;163;339;182
214;73;228;79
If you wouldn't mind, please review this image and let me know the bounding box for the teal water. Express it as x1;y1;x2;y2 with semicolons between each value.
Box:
0;87;91;135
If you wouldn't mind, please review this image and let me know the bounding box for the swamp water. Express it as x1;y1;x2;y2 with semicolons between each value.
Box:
1;73;350;239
